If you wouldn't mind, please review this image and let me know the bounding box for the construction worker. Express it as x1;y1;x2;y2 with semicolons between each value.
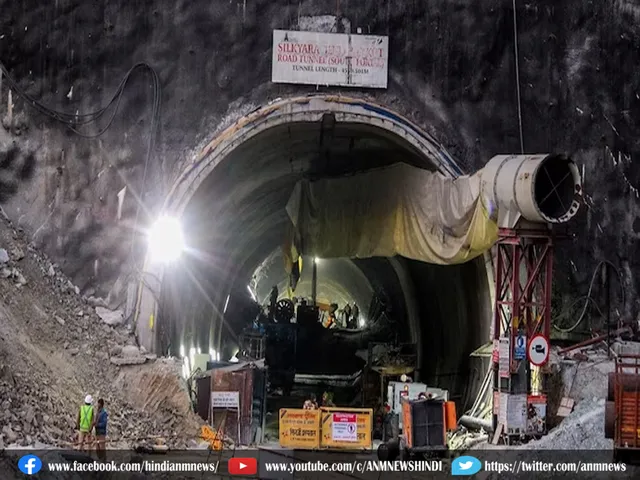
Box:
352;303;360;328
343;303;352;328
322;391;335;407
303;394;318;410
76;395;94;452
92;398;108;461
269;285;278;320
324;303;338;328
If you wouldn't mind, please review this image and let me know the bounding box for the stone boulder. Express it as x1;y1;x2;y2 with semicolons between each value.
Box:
95;306;124;326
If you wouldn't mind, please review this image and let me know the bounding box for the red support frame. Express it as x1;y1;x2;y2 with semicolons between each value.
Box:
493;227;554;375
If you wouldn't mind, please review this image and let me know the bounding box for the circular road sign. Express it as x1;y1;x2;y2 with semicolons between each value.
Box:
528;334;550;366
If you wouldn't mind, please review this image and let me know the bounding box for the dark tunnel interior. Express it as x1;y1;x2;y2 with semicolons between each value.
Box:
534;155;579;221
157;119;492;409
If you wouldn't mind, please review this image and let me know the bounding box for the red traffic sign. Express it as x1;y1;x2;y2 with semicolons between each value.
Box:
528;334;550;366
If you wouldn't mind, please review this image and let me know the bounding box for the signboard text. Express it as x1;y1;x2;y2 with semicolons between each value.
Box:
272;30;388;88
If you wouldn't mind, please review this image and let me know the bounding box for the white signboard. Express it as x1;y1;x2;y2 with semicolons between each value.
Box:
506;394;527;433
272;30;389;88
332;413;357;441
498;393;508;425
211;391;239;409
528;334;550;366
499;393;527;434
498;337;510;378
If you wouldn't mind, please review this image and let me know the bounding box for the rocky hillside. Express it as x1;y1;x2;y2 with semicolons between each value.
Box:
0;208;201;449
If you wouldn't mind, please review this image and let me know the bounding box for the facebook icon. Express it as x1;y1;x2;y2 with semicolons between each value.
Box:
18;455;43;475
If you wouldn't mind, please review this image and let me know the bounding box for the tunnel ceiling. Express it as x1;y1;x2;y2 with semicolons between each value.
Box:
181;120;431;298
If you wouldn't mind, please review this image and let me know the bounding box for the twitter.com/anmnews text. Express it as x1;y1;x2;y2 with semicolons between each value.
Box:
484;459;627;474
451;455;628;476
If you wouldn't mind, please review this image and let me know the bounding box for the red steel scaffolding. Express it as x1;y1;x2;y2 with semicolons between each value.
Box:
491;227;554;439
493;227;553;356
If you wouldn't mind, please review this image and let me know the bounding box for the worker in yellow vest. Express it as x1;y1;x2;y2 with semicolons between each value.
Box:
76;395;94;451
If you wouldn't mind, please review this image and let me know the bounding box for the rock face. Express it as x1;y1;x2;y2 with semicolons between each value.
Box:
0;0;638;322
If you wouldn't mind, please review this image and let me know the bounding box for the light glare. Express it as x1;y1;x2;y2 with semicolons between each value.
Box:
247;285;257;302
148;215;185;264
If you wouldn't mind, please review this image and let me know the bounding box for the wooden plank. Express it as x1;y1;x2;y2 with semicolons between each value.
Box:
557;397;574;417
491;422;504;445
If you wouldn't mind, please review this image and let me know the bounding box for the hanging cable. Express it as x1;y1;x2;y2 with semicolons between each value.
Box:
552;260;625;333
512;0;524;154
0;61;160;138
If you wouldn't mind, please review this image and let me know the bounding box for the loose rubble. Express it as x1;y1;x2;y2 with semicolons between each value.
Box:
0;212;201;450
519;397;611;450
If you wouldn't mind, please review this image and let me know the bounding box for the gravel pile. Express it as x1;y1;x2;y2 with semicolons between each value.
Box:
519;397;611;450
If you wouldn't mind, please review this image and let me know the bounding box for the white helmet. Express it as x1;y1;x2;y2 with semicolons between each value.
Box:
84;395;93;405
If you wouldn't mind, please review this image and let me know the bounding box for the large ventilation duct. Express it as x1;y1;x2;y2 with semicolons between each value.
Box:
285;154;582;265
481;154;582;228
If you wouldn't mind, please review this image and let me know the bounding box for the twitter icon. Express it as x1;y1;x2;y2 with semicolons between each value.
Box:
451;456;482;475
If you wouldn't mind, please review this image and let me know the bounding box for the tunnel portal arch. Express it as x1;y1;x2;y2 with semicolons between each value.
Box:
136;95;495;392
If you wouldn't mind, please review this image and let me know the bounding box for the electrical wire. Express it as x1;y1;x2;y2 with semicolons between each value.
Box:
512;0;524;154
0;61;160;138
552;260;624;333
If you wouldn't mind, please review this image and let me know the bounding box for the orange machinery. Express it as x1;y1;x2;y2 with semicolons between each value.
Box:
378;397;456;460
605;354;640;464
402;397;457;452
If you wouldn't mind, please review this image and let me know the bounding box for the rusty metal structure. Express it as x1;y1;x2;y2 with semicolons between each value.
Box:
493;227;553;370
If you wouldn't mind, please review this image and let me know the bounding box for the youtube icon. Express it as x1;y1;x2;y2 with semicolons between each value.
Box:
228;457;258;475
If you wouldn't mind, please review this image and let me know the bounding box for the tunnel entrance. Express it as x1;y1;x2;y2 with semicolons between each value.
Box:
143;96;493;438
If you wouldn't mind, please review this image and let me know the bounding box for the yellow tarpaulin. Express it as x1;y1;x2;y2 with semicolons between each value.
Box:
285;163;498;266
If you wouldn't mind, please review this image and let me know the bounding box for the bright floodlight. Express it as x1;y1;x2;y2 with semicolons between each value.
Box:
359;317;366;328
148;215;185;264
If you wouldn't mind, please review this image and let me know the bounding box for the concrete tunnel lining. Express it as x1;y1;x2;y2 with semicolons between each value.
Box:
137;95;495;404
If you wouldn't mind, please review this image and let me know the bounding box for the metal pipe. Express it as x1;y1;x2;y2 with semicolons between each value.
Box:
558;327;631;355
481;154;582;228
459;415;494;433
465;434;490;448
311;258;318;306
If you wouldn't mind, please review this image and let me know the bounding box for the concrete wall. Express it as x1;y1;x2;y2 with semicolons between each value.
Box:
0;0;638;323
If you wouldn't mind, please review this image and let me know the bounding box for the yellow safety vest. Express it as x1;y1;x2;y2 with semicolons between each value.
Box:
79;405;93;432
